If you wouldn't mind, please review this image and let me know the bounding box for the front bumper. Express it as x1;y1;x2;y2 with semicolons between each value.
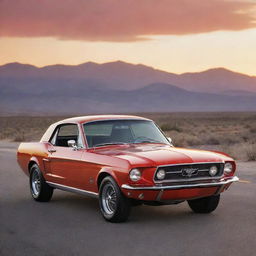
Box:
121;176;239;201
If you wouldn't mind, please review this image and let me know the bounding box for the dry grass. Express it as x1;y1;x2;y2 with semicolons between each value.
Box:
142;112;256;161
244;143;256;161
0;116;66;142
0;112;256;161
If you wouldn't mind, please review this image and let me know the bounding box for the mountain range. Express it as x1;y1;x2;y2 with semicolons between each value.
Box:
0;61;256;114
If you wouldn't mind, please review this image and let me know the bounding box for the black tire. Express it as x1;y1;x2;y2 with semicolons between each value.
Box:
187;195;220;213
99;176;131;223
131;199;143;207
29;164;53;202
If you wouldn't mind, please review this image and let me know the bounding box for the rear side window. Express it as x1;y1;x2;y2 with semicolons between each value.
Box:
50;124;83;147
58;125;78;137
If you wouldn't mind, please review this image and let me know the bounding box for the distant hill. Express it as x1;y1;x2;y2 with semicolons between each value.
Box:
0;61;256;114
1;61;256;93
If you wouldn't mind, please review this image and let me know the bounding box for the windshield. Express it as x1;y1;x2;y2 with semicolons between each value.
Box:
83;119;169;148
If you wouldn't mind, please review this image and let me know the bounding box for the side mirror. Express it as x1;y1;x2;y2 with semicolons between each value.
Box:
167;137;173;146
67;140;77;150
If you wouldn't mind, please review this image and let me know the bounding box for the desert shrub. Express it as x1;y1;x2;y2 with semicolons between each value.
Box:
172;134;187;147
244;123;251;129
160;123;171;131
245;143;256;161
166;131;201;147
186;135;201;146
249;126;256;133
160;123;183;132
204;136;220;145
13;131;26;142
241;133;250;142
219;145;239;160
221;143;256;161
218;134;240;145
199;128;207;133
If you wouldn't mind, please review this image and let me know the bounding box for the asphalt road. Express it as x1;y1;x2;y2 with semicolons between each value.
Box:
0;142;256;256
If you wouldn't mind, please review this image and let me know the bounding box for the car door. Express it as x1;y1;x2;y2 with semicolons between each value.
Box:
47;123;85;188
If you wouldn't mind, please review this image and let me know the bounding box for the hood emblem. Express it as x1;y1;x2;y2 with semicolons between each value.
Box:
181;168;199;177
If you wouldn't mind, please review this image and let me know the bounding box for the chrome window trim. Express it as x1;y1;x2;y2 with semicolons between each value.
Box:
48;123;86;149
154;161;225;183
121;176;239;190
154;122;173;146
46;182;98;197
82;118;150;126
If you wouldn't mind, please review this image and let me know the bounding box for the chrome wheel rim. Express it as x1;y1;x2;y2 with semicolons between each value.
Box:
31;170;41;197
101;183;117;215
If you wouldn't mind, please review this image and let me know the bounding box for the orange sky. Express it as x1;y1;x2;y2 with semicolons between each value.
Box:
0;0;256;75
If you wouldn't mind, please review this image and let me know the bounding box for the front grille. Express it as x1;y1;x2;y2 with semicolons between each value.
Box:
154;162;224;182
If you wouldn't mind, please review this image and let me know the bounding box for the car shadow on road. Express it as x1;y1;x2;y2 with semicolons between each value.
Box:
6;190;221;226
51;192;99;210
48;192;219;224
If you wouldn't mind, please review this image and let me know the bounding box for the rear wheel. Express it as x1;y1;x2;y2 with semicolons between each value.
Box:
30;164;53;202
187;195;220;213
99;176;131;223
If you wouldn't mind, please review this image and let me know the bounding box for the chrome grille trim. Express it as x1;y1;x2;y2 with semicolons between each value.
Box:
154;162;224;183
156;161;224;168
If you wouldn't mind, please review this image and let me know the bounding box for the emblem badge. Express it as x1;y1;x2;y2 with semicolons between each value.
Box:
181;168;199;177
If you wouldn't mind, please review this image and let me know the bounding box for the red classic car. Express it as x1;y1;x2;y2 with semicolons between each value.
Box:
17;115;238;222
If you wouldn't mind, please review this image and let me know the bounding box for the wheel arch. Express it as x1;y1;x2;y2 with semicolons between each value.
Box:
28;157;40;174
97;168;121;189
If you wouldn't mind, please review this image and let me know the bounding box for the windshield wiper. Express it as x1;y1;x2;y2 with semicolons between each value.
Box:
93;142;128;148
134;141;161;144
133;137;162;144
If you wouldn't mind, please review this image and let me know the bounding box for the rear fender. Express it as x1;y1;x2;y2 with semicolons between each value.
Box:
28;156;49;179
28;156;40;171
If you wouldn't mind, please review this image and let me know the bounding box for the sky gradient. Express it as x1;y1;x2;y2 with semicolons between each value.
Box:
0;0;256;75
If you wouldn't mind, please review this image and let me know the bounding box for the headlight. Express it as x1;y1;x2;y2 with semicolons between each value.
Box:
129;168;141;181
209;166;218;176
156;169;166;180
224;162;233;174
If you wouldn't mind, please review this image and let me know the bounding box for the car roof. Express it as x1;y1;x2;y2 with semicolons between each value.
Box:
57;115;151;125
40;115;151;143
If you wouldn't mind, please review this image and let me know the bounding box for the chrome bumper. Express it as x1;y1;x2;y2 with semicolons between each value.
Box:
121;176;239;190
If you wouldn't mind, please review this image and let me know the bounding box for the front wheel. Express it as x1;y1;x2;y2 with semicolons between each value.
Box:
30;164;53;202
187;195;220;213
99;176;131;223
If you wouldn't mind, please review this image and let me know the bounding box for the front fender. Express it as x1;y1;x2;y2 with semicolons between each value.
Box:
97;167;128;188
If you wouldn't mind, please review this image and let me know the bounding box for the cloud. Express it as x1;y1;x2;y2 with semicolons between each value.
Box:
0;0;255;41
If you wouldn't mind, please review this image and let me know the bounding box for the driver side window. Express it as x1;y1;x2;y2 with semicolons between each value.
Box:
50;124;83;147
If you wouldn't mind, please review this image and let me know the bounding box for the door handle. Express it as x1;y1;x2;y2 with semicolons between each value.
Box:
48;149;56;153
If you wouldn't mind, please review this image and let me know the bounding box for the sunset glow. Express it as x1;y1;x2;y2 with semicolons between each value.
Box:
0;0;256;75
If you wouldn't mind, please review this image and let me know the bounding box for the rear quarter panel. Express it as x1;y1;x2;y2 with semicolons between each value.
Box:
17;142;49;176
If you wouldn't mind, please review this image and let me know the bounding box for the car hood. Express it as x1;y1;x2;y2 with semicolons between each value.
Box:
93;144;230;167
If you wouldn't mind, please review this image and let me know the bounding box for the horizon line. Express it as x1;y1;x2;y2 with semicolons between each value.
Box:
0;60;255;77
